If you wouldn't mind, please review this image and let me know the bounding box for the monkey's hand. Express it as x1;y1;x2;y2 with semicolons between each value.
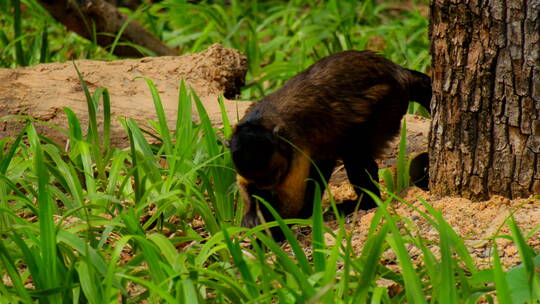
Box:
241;210;261;228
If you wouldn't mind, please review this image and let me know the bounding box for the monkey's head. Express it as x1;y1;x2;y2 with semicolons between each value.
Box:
230;123;291;189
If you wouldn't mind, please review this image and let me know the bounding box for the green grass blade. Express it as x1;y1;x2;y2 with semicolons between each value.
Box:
72;62;100;147
379;167;395;193
217;95;232;138
76;260;103;304
364;190;427;304
101;89;111;153
105;150;129;198
57;230;109;277
39;26;49;63
193;92;219;161
125;118;161;184
507;216;539;302
42;145;84;210
311;182;325;273
492;242;513;304
355;221;390;302
103;235;133;300
147;233;181;266
192;90;235;222
0;175;37;214
78;141;97;202
142;77;173;157
256;232;315;300
132;236;168;285
189;266;249;302
0;239;33;302
12;0;26;66
125;123;143;204
396;118;409;192
116;274;177;304
417;196;477;272
10;230;45;290
258;198;312;275
222;227;259;299
181;278;200;304
108;5;146;55
505;253;540;302
438;216;459;304
28;124;60;302
63;107;83;143
0;122;27;174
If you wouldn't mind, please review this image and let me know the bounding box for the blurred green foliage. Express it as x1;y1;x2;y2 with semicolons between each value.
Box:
1;0;430;100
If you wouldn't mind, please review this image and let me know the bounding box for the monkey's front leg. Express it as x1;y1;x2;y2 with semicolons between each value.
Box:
239;180;288;240
238;175;278;228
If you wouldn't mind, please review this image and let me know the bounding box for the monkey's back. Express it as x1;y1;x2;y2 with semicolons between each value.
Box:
242;51;418;158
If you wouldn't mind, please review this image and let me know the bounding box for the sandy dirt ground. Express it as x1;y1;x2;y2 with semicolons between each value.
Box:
336;188;539;270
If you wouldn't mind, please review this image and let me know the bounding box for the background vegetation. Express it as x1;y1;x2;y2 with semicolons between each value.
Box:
0;0;538;303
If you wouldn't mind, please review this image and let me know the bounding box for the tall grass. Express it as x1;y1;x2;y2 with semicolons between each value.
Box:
1;1;538;302
0;71;538;302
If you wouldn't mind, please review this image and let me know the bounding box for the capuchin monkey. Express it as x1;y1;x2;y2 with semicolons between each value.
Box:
229;50;431;233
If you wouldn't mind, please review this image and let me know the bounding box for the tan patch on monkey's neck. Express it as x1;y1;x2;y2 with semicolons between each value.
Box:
276;150;312;218
237;175;252;215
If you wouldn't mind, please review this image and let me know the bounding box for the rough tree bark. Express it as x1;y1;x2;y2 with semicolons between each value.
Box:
37;0;177;57
429;0;540;200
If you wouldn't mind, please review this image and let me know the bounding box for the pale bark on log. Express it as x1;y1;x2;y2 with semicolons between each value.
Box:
37;0;177;57
429;0;540;200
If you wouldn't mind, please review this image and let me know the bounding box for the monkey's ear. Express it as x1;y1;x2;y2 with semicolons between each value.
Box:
223;139;231;148
273;125;282;137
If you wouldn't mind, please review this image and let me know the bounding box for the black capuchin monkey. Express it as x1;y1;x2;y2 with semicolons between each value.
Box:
230;50;432;231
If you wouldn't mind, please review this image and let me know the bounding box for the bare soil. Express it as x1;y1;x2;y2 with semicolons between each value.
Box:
342;188;539;269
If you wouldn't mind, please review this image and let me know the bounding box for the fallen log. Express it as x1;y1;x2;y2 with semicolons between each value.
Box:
0;44;249;146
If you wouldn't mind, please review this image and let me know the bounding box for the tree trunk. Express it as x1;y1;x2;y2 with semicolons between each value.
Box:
429;0;540;200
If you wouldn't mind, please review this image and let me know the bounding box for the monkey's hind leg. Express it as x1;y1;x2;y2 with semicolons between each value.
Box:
339;151;380;215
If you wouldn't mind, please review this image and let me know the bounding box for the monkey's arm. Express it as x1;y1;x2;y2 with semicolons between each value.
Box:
275;152;312;218
238;175;278;228
237;175;258;228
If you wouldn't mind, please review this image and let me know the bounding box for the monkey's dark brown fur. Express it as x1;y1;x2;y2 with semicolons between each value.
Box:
230;50;431;229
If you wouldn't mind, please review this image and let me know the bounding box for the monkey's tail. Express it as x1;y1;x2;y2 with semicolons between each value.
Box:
407;69;432;111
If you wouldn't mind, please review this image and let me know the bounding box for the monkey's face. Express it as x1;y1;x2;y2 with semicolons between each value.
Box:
230;123;291;189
